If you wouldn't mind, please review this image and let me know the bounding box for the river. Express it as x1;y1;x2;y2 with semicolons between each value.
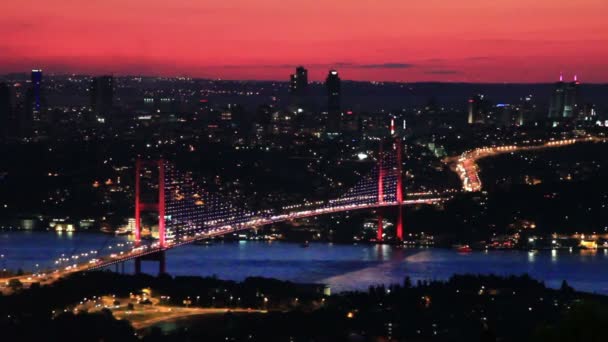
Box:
2;231;608;294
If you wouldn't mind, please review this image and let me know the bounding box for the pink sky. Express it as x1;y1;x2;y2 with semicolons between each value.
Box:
1;0;607;82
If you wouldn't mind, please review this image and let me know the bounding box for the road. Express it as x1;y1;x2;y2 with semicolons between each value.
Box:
445;135;607;192
75;295;266;330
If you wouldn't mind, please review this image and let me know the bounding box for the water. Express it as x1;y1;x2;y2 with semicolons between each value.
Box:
2;231;608;294
0;231;131;272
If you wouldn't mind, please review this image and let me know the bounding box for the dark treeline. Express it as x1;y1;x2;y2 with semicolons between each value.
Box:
1;272;608;341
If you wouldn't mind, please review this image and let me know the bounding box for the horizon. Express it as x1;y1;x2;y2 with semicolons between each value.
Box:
2;70;606;85
2;1;608;83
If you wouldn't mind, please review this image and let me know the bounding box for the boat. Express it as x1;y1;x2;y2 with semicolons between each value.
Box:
100;226;113;234
300;241;310;248
194;240;213;246
454;244;473;253
114;227;131;235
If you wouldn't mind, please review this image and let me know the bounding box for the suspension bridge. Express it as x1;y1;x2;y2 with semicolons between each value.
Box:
122;138;442;274
119;134;605;274
3;138;443;283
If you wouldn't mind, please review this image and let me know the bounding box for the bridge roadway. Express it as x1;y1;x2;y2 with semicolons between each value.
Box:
1;197;444;287
90;198;444;270
446;135;607;192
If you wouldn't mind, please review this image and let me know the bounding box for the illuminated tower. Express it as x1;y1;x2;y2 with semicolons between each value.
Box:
30;69;42;121
467;94;487;124
548;74;579;119
326;70;341;133
563;75;580;118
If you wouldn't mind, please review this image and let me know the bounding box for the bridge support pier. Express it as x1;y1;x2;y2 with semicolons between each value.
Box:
396;205;403;241
377;210;384;242
134;250;166;275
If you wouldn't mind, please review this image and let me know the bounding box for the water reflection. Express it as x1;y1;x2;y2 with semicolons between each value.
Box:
375;244;392;261
3;233;608;294
527;250;536;263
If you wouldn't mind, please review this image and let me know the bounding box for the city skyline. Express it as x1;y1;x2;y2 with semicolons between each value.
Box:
3;1;608;340
2;0;608;83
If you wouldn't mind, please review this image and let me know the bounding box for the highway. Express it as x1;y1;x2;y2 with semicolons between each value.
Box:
446;135;607;192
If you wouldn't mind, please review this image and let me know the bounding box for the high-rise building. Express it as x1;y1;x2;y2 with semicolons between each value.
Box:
517;95;536;126
467;94;489;124
90;75;114;122
30;69;43;121
581;103;597;122
289;66;308;95
548;75;580;119
563;77;580;118
289;66;308;109
494;104;515;127
0;83;11;135
325;70;341;132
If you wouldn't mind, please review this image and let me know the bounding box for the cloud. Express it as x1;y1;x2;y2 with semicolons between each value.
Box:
357;63;414;69
218;62;415;70
466;56;493;61
425;69;461;75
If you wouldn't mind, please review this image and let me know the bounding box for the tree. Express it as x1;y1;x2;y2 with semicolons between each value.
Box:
403;276;412;289
8;278;23;291
533;301;608;342
560;280;574;295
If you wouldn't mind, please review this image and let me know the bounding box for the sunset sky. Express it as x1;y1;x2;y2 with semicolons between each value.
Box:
2;0;607;82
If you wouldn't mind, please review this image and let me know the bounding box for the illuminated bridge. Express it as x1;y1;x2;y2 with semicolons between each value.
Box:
5;138;445;282
70;135;606;277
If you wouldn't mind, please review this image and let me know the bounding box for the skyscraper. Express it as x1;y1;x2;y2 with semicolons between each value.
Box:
467;94;489;124
289;66;308;109
30;69;42;121
517;95;535;126
548;74;580;119
563;76;580;118
0;83;11;135
326;70;341;133
289;66;308;95
90;75;114;122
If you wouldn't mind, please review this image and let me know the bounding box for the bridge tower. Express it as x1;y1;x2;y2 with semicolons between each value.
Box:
134;158;167;274
377;142;384;241
395;138;404;241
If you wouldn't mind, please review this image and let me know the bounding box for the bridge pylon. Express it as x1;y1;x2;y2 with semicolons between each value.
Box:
134;158;167;275
134;158;166;248
377;142;384;241
395;138;404;241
